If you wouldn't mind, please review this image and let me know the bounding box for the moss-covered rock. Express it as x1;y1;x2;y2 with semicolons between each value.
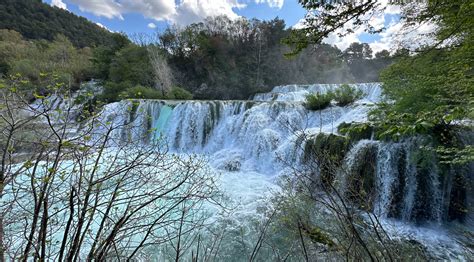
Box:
338;122;374;143
409;148;440;223
345;142;378;211
304;133;350;188
387;147;408;218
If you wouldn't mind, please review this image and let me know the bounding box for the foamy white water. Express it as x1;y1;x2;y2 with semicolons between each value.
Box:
9;83;470;260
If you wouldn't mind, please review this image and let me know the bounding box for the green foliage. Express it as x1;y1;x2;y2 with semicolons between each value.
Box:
0;0;121;48
121;86;194;100
168;86;193;100
91;34;131;80
159;16;390;100
369;1;474;163
270;189;338;252
290;0;473;164
304;92;333;111
436;145;474;165
121;85;164;100
338;122;374;142
108;45;155;88
342;43;393;81
333;84;363;106
299;84;373;122
0;30;93;90
100;81;133;103
283;1;380;56
343;43;373;61
101;82;194;102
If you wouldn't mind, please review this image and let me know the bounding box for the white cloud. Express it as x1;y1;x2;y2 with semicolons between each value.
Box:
380;0;401;15
255;0;284;9
148;22;157;29
67;0;176;21
322;26;366;51
172;0;246;25
56;0;283;25
51;0;67;9
68;0;123;19
294;1;436;55
369;19;437;54
292;18;306;30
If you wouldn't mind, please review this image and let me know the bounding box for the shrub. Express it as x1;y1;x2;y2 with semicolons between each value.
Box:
333;84;363;106
99;81;133;102
168;86;193;100
10;59;40;81
121;85;165;100
304;92;333;110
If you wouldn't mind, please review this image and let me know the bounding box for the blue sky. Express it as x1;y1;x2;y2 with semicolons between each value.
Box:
45;0;412;53
47;0;305;34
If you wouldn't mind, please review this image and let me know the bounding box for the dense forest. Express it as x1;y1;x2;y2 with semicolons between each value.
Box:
0;0;120;48
156;17;393;99
0;0;396;102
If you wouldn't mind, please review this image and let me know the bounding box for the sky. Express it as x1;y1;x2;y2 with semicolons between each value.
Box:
45;0;433;54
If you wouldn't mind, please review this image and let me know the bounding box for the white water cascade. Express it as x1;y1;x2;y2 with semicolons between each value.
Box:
99;83;379;172
95;83;472;259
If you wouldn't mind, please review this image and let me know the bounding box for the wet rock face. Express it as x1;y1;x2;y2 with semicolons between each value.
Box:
446;164;471;223
345;142;378;211
223;159;242;171
303;133;349;188
387;148;407;219
302;133;472;225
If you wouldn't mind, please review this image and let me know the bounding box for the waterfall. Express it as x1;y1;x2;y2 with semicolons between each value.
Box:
96;83;470;227
374;142;402;218
340;139;454;224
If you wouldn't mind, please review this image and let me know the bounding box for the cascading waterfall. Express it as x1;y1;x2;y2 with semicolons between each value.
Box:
342;140;445;223
375;142;403;218
98;83;470;223
100;84;379;171
96;83;472;257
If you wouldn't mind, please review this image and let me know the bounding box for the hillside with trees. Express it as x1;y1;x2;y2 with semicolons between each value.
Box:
0;0;119;48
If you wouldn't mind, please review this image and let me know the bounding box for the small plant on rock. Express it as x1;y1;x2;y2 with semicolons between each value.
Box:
333;84;363;106
304;91;333;110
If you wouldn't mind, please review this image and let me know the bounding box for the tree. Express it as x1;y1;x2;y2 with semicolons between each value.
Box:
287;0;473;163
91;33;131;80
156;16;376;100
0;30;94;91
0;74;217;260
374;50;390;59
343;42;373;61
147;45;174;96
0;0;120;48
108;45;155;88
283;0;382;56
